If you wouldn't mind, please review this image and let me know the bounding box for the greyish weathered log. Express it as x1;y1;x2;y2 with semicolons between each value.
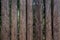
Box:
45;0;52;40
11;0;18;40
26;0;33;40
34;0;43;40
19;0;26;40
1;0;10;40
53;0;60;40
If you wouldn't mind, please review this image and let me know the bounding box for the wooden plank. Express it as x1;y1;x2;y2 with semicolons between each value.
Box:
45;0;52;40
11;0;17;40
53;0;60;40
34;0;43;40
19;0;26;40
26;0;33;40
1;0;10;40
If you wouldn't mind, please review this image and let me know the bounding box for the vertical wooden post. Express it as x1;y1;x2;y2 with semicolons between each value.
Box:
1;0;10;40
26;0;33;40
53;0;60;40
45;0;52;40
11;0;17;40
19;0;26;40
35;0;43;40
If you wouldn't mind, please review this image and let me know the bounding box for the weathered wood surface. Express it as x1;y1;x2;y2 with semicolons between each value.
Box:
34;0;43;40
45;0;52;40
19;0;26;40
1;0;60;40
1;0;10;40
53;0;60;40
26;0;33;40
11;0;17;40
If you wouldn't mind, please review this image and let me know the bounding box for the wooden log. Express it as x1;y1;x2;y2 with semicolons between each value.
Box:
45;0;52;40
34;0;43;40
1;0;10;40
26;0;33;40
53;0;60;40
19;0;26;40
11;0;18;40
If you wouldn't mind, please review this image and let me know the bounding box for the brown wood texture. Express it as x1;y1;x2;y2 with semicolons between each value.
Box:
45;0;52;40
11;0;18;40
26;0;33;40
53;0;60;40
34;0;43;40
19;0;26;40
1;0;10;40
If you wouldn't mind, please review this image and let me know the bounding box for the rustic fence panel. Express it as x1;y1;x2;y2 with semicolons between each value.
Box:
19;0;26;40
1;0;10;40
53;0;60;40
1;0;60;40
45;0;52;40
26;0;33;40
34;0;43;40
11;0;18;40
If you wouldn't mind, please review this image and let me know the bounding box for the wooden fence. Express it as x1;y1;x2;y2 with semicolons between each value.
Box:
1;0;60;40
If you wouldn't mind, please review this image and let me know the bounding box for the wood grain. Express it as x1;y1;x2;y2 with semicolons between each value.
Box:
11;0;18;40
1;0;10;40
45;0;52;40
53;0;60;40
34;0;43;40
19;0;26;40
26;0;33;40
